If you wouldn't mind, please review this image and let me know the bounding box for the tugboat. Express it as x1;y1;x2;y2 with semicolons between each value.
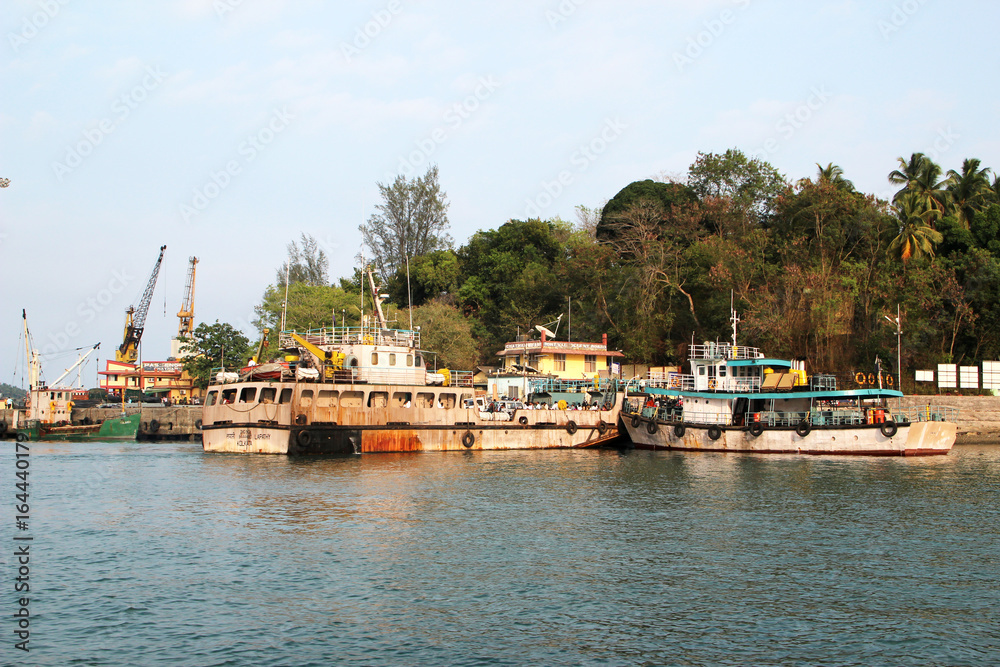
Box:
200;273;622;454
621;309;957;456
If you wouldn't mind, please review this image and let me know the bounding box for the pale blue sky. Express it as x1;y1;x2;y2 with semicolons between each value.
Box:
2;0;999;380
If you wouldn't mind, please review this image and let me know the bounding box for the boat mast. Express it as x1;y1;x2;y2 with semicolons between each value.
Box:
280;263;290;333
730;291;740;354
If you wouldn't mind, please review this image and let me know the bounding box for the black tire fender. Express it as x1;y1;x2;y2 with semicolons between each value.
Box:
646;420;658;435
519;416;528;425
597;421;608;435
195;419;203;430
462;431;475;448
566;420;578;435
880;420;898;438
707;425;722;441
748;421;764;437
795;420;811;437
297;429;312;446
631;415;641;429
149;419;160;433
673;424;686;438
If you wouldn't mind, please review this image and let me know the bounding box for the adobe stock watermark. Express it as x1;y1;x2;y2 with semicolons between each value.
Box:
524;117;627;218
878;0;930;40
392;76;501;179
753;85;832;158
213;0;244;19
673;0;751;73
42;268;135;356
52;66;168;182
340;0;403;62
8;0;70;53
179;107;293;223
926;126;959;162
545;0;587;29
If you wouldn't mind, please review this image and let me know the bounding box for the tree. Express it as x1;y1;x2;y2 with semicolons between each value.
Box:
815;163;855;192
254;282;362;333
945;158;992;229
889;153;949;213
276;233;329;286
361;165;451;280
180;322;252;390
596;180;697;241
387;249;461;307
686;149;787;228
889;193;944;264
411;298;479;370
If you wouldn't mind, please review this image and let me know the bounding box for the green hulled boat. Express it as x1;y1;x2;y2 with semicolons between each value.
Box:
15;413;140;443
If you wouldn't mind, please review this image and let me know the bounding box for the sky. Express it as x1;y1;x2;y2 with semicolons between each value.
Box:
2;0;999;386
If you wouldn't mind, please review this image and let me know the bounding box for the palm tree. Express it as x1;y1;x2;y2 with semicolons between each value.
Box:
888;153;949;212
991;175;1000;205
889;192;944;263
944;158;992;229
816;163;855;192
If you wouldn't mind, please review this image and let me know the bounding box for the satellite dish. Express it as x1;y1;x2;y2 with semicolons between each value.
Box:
536;325;556;338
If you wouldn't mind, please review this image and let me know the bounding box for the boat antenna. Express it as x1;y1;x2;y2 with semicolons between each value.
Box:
730;291;740;349
280;262;290;333
405;254;413;331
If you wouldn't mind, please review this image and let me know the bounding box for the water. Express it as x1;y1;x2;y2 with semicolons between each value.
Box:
4;442;999;666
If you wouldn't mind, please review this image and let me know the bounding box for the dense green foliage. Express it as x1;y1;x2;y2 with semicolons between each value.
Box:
180;321;252;390
249;149;1000;383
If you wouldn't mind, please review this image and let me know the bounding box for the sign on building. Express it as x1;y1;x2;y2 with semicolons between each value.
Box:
937;364;957;388
960;366;979;389
915;370;935;382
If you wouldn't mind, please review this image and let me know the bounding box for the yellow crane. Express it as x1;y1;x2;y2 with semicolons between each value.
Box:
177;256;199;338
116;245;166;364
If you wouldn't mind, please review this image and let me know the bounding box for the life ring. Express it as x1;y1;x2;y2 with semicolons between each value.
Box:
631;415;641;429
148;419;160;433
597;421;609;435
673;424;686;438
880;420;898;438
195;419;203;430
708;379;717;390
795;420;811;437
16;432;27;442
707;425;722;441
462;431;475;448
518;416;528;425
748;421;764;437
886;374;895;387
566;420;578;435
297;429;312;446
646;420;658;435
855;371;866;385
670;377;681;388
867;373;877;386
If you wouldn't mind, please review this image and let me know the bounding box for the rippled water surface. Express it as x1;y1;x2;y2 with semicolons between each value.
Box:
4;442;999;666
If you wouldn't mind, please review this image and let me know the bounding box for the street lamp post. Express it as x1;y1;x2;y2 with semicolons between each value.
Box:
884;304;902;389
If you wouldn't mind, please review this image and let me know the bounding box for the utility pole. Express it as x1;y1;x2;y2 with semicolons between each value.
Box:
884;305;902;389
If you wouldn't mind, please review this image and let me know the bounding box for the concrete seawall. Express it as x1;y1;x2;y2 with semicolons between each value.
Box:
899;396;1000;443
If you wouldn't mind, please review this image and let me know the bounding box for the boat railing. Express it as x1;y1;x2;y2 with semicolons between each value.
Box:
279;326;421;350
889;405;959;424
529;377;617;394
688;343;762;360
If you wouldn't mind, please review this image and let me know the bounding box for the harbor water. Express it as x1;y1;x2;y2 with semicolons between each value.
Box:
4;442;999;666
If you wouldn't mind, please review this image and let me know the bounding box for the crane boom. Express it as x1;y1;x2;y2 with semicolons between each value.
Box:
177;256;199;337
116;245;167;363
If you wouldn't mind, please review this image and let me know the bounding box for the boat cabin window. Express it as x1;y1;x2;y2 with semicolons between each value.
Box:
389;353;397;366
371;352;379;366
205;391;218;406
415;355;422;367
368;391;388;408
460;393;472;405
239;387;257;403
299;389;314;408
698;367;706;376
317;390;338;408
260;387;277;404
221;388;237;404
416;392;435;408
393;392;412;407
341;391;364;408
406;355;413;367
279;388;293;404
439;393;456;409
718;366;727;377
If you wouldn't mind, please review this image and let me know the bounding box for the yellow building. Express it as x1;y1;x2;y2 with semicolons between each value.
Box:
99;360;200;403
491;331;624;400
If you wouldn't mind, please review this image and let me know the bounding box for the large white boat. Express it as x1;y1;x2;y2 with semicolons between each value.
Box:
201;287;621;455
621;312;957;456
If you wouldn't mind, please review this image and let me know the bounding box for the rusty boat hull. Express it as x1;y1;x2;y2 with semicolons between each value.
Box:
201;380;621;454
